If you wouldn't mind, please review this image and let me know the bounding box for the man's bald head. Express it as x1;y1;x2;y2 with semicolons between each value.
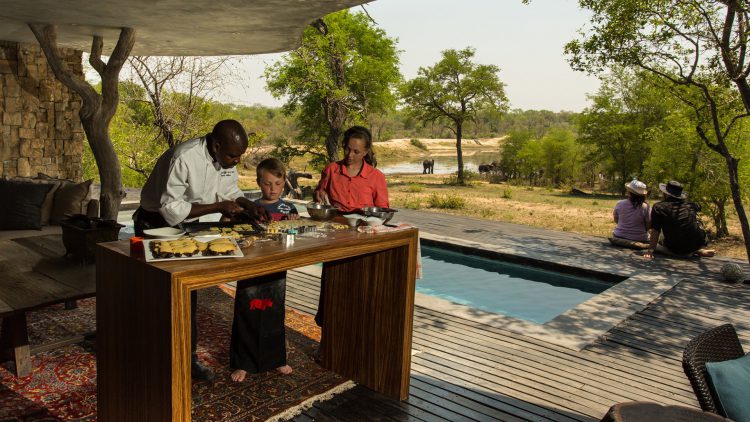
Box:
212;119;248;148
209;120;248;169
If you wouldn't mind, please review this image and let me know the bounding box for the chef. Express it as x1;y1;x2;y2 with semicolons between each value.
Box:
134;119;269;381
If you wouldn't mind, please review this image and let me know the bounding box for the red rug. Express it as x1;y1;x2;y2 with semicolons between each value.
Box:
0;287;351;421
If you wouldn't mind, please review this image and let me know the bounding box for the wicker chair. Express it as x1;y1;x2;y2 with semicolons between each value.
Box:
682;324;745;416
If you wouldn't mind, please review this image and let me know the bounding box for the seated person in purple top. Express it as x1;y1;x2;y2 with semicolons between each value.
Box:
609;179;651;249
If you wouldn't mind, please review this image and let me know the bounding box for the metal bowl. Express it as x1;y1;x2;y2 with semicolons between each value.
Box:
360;207;397;224
306;202;338;221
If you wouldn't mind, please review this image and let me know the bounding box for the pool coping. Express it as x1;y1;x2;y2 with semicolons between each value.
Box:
417;232;682;350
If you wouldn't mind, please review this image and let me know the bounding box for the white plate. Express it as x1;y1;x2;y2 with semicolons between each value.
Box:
144;236;244;262
143;227;186;239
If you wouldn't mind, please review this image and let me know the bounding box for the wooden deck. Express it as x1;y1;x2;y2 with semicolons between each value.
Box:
285;209;750;422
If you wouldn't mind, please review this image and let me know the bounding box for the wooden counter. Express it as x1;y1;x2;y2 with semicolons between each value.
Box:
95;227;418;421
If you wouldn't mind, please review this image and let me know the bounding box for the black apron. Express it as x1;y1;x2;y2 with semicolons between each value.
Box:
230;273;287;373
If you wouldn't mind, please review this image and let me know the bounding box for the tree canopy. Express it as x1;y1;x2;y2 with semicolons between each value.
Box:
400;47;508;184
265;10;401;165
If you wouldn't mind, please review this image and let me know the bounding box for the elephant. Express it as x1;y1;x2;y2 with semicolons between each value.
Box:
422;159;435;174
478;164;494;174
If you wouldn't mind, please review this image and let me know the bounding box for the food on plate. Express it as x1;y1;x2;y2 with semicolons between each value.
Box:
205;238;237;256
150;239;200;258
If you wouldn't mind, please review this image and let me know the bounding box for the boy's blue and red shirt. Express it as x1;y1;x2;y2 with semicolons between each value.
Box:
254;199;298;222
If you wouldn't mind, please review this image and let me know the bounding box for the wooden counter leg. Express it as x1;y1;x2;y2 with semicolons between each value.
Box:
320;239;417;400
96;247;179;421
0;313;31;377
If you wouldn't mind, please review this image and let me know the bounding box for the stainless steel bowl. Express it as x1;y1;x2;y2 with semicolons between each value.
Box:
360;206;397;224
307;202;338;221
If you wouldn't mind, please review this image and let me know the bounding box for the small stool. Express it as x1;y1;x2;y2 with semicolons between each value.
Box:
601;402;731;422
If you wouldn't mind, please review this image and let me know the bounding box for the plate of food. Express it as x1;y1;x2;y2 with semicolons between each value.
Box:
144;236;244;262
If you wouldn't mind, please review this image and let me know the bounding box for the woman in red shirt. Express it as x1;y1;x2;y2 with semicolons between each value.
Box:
313;126;390;330
314;126;389;211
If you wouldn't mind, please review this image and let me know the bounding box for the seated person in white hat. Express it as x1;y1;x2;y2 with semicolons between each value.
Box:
643;180;715;259
609;179;650;249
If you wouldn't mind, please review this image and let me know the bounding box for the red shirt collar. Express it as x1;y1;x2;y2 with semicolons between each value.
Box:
336;160;374;178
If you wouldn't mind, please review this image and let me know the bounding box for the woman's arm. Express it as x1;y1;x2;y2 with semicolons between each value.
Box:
613;208;619;224
373;171;390;208
314;164;333;205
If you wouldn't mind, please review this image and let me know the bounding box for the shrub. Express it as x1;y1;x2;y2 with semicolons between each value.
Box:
501;188;513;199
479;208;495;218
443;171;480;186
592;200;599;206
410;139;428;150
487;173;505;184
428;193;466;209
406;183;424;193
393;195;422;210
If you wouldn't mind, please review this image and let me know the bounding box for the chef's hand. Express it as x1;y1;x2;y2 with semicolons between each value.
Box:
289;212;300;220
315;190;331;206
216;200;243;216
239;201;271;222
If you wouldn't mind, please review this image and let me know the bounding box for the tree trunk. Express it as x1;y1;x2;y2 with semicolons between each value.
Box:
712;198;730;238
82;113;123;220
30;24;134;220
325;126;341;162
725;154;750;262
455;120;464;184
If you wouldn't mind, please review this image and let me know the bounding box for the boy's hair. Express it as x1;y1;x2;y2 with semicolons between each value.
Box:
256;157;287;180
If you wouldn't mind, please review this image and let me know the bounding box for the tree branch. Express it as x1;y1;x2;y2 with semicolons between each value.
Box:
89;36;105;75
28;24;99;118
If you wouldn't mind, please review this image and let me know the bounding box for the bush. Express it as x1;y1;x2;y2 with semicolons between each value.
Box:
487;173;505;184
410;139;428;150
406;183;424;193
428;193;466;209
443;170;480;186
399;198;422;210
502;188;513;199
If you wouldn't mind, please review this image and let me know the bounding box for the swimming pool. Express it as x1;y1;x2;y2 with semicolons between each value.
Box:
418;245;616;324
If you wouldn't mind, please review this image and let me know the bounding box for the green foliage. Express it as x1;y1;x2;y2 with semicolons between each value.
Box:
406;183;424;193
428;193;466;209
410;139;428;150
265;10;401;162
400;47;508;184
577;69;668;191
398;197;423;210
502;188;513;199
499;130;533;179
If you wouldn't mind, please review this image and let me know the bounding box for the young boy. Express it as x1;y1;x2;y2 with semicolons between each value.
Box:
230;158;296;382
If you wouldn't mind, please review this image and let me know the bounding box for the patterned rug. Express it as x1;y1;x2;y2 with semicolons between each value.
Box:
0;286;352;421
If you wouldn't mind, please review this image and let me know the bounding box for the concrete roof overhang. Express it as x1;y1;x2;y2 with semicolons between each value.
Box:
0;0;370;55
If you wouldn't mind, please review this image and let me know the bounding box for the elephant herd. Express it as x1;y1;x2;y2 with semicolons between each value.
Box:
421;159;502;175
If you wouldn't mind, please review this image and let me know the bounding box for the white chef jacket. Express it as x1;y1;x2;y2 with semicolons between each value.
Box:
140;137;244;226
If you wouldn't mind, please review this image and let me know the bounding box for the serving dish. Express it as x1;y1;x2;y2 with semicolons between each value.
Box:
144;236;244;262
143;227;186;239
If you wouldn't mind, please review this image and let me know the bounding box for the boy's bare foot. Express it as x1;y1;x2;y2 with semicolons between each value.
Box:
231;369;247;382
276;365;293;375
698;249;716;257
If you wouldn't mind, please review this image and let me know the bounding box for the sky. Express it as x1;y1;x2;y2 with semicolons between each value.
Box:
221;0;600;112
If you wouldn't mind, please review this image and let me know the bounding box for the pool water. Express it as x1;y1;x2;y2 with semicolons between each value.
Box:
418;246;615;324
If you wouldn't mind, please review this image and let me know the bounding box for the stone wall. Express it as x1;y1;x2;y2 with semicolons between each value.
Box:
0;41;85;181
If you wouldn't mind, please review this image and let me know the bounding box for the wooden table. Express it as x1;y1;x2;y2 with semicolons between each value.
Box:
96;227;419;421
0;235;96;377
